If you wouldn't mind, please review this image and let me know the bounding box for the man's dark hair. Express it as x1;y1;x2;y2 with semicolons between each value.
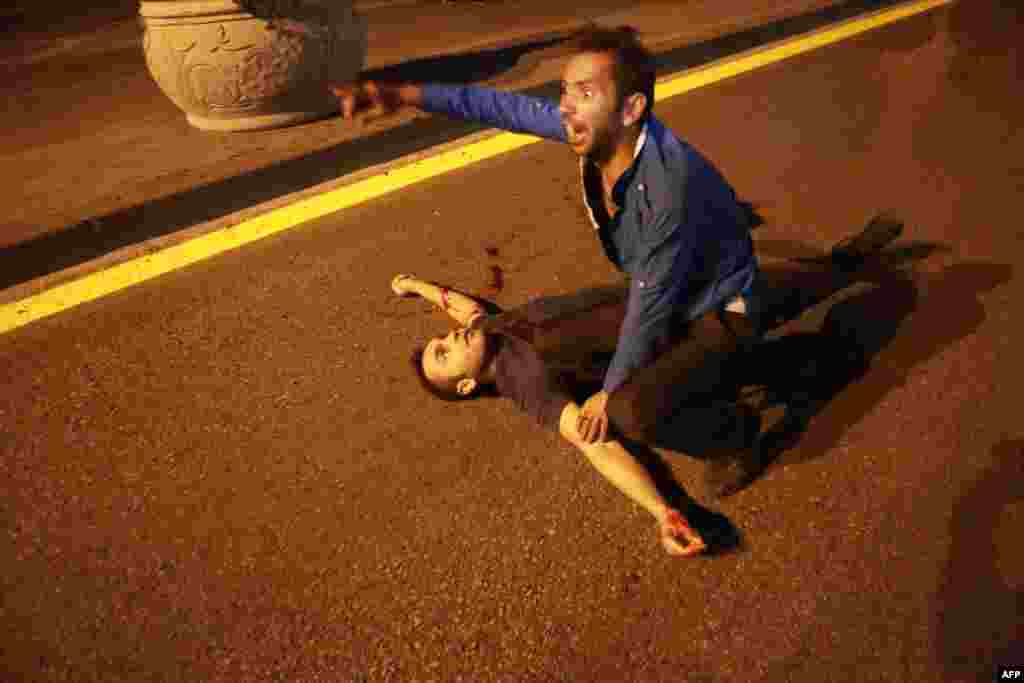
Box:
568;24;656;123
410;346;470;402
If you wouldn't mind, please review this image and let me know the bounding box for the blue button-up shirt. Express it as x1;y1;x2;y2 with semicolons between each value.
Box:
421;83;757;393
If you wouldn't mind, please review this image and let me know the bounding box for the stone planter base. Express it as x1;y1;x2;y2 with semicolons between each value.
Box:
140;0;366;131
184;107;333;132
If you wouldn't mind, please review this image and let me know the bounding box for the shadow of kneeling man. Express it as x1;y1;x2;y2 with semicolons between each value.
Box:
643;271;920;500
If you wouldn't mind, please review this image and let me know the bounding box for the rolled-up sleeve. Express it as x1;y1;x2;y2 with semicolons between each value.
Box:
420;83;567;142
602;208;696;393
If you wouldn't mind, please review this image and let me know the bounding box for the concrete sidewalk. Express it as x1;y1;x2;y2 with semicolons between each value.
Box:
0;0;451;67
2;0;851;297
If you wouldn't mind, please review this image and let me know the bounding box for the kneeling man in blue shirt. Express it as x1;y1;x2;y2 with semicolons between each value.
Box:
332;25;760;445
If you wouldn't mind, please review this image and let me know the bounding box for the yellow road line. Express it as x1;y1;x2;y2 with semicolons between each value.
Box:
655;0;952;100
0;0;951;335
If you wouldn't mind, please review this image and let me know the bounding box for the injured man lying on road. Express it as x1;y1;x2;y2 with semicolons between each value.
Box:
397;216;903;557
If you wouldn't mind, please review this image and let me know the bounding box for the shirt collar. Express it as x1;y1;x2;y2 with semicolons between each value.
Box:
632;121;649;160
611;121;649;202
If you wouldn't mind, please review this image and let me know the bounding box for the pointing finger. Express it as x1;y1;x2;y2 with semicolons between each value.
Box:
331;86;352;119
333;84;363;120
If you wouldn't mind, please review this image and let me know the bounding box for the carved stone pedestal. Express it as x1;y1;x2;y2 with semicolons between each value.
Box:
140;0;366;131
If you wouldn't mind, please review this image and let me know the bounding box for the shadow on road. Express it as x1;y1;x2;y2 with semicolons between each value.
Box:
619;435;744;557
769;259;1014;467
361;33;568;86
936;439;1024;680
639;255;1013;501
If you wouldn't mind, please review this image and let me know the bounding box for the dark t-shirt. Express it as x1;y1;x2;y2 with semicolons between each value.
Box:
492;333;574;431
481;285;630;431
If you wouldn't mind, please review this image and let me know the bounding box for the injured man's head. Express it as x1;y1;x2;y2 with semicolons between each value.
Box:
413;325;497;400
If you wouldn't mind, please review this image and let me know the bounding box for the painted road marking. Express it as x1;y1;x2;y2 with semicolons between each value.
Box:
0;0;952;335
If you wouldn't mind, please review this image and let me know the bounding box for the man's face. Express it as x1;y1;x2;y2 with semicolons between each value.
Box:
559;51;624;163
422;326;490;393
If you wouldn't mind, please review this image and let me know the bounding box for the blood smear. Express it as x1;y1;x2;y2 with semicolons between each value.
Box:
489;265;504;291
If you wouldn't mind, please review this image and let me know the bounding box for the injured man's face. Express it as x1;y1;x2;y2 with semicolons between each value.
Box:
422;326;492;396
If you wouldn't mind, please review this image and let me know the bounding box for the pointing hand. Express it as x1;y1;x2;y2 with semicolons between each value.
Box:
330;81;404;121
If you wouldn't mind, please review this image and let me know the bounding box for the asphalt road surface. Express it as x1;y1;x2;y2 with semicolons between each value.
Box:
2;1;1022;681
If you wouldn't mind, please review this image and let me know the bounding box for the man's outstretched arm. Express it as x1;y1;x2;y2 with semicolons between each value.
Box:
391;274;487;328
331;81;568;142
558;402;706;557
